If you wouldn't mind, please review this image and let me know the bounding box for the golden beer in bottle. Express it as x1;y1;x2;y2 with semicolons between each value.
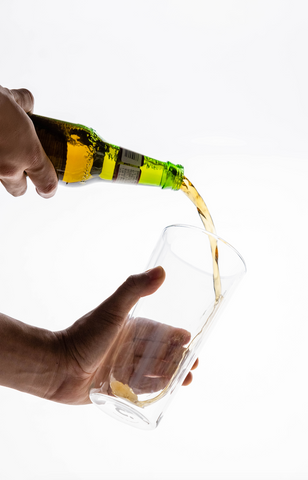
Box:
29;114;184;189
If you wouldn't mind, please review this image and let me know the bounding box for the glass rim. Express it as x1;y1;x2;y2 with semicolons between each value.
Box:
162;224;247;274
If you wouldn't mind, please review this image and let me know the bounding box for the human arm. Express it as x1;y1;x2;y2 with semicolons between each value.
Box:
0;86;58;198
0;312;60;399
0;267;197;405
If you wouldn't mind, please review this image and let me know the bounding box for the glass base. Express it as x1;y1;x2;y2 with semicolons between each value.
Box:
90;391;160;430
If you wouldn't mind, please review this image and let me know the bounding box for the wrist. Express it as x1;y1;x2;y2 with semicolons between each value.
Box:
0;314;61;400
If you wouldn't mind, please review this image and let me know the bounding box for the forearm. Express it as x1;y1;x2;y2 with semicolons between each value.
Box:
0;313;60;399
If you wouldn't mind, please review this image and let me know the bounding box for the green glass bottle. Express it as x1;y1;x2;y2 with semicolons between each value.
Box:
29;114;184;190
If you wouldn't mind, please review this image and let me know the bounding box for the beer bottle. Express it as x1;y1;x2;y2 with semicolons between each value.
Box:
29;114;184;189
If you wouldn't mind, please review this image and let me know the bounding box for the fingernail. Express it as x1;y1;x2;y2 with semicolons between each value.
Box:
145;266;165;281
36;186;58;199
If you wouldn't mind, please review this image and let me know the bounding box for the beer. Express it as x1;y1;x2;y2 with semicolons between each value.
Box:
180;176;221;301
30;114;184;189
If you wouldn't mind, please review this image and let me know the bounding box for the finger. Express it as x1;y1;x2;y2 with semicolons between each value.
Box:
112;341;185;392
111;367;170;395
113;346;183;380
0;87;58;198
191;358;199;370
118;337;186;366
132;356;198;390
182;371;193;386
113;362;194;395
10;88;34;113
99;267;166;323
110;318;191;394
133;354;182;379
110;375;167;396
130;375;169;394
134;317;191;346
25;142;58;198
0;171;27;197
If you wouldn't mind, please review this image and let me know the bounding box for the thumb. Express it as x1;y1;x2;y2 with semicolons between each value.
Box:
10;88;35;113
101;266;165;325
63;267;165;376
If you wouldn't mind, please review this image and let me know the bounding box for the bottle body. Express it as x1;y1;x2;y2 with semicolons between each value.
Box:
29;114;184;190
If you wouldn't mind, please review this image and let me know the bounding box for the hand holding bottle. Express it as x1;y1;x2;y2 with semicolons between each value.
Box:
0;86;58;198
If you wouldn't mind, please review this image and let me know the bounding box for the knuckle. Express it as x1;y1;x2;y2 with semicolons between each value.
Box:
104;310;123;328
0;164;20;179
14;88;35;113
28;149;58;196
96;304;124;329
20;88;34;107
0;86;11;98
0;87;34;113
125;274;139;293
28;144;43;166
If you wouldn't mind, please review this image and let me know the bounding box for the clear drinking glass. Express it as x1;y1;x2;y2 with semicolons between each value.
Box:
90;224;246;430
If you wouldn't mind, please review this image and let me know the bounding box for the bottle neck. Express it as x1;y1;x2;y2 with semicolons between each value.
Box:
161;162;184;190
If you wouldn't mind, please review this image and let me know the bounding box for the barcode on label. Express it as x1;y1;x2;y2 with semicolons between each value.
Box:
116;164;140;184
121;149;143;167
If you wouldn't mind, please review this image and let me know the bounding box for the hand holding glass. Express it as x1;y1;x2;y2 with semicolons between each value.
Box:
90;225;246;429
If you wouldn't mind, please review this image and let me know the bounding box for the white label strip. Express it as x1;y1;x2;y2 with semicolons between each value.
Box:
116;164;140;184
121;149;143;167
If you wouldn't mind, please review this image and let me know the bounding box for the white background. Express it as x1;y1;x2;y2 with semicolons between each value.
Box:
1;1;308;479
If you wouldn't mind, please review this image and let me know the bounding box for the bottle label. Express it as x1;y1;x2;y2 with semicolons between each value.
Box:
121;149;144;167
115;164;141;184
